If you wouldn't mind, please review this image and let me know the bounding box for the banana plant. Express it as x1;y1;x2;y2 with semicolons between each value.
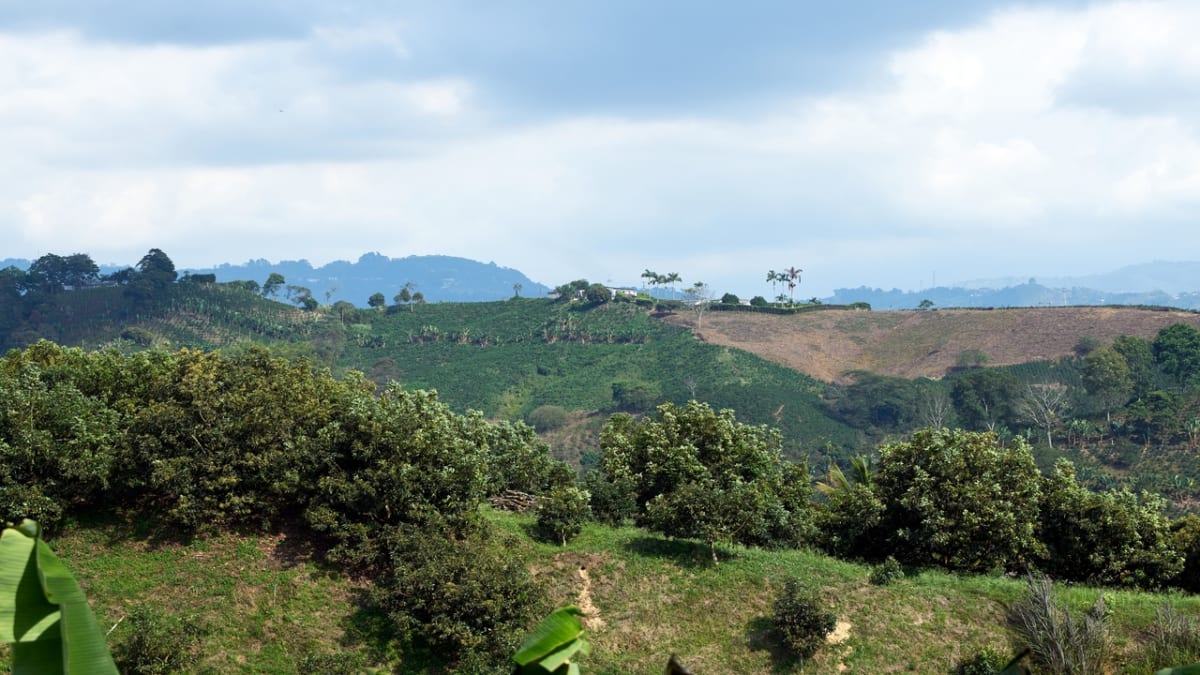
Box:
0;519;117;674
512;606;589;675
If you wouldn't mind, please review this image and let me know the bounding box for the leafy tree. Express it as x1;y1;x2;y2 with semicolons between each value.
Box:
135;248;177;286
599;401;809;559
261;272;286;299
951;368;1021;432
1082;347;1134;423
0;345;120;528
481;420;574;497
536;485;591;546
830;373;920;432
584;283;611;304
873;428;1042;573
720;292;739;305
1125;389;1182;445
917;299;934;310
303;383;494;567
1039;459;1182;588
749;295;768;307
1172;514;1200;593
1113;335;1158;398
610;379;660;412
368;292;386;309
24;253;100;294
331;300;358;322
1154;323;1200;388
526;405;569;432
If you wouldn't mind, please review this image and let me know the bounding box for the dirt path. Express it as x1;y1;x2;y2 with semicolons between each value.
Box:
665;307;1200;383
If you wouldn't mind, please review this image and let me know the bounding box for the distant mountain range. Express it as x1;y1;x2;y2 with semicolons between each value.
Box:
824;260;1200;310
3;254;1196;309
956;261;1200;295
825;282;1200;311
2;252;551;306
194;253;550;305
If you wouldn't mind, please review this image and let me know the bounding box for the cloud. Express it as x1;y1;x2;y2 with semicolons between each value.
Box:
2;1;1200;298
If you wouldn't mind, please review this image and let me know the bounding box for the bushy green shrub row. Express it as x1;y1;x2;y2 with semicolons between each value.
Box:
813;428;1190;589
0;340;571;670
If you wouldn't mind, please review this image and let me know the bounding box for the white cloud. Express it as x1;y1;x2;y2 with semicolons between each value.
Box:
3;1;1200;297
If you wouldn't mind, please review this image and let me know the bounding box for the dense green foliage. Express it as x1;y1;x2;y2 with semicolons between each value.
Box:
536;485;592;546
598;401;813;557
1039;460;1182;588
0;340;568;671
873;429;1042;574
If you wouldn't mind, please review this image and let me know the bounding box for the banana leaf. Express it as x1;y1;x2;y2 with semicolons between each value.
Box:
0;520;117;674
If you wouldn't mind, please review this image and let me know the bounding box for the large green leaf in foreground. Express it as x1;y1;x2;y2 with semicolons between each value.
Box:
513;605;589;675
0;519;117;674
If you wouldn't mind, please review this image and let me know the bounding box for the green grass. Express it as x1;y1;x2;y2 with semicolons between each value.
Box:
29;510;1200;673
47;519;371;673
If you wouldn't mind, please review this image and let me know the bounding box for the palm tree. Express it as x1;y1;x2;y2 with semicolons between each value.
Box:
815;455;874;496
784;266;802;304
662;272;681;299
641;269;661;294
767;269;778;299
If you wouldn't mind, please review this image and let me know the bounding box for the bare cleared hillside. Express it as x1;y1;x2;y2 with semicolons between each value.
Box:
664;307;1200;383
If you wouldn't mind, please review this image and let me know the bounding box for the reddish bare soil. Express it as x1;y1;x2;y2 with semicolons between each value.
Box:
664;307;1200;384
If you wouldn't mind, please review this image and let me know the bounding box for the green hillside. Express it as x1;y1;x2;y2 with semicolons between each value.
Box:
334;299;858;459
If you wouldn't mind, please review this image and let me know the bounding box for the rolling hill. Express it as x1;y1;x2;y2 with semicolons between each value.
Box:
666;306;1200;383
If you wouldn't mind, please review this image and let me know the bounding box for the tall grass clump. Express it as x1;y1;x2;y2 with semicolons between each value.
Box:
1007;575;1109;675
1135;604;1200;671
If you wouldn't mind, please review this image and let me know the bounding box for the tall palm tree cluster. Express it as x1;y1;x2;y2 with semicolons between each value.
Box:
640;269;682;299
766;267;803;304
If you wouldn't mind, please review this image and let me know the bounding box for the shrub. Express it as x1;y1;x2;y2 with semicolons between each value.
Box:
114;605;206;675
869;556;904;586
526;404;569;432
1007;575;1109;675
955;647;1011;675
772;577;836;660
536;485;591;545
750;295;768;307
371;522;548;668
583;470;637;527
720;293;740;305
1073;336;1100;356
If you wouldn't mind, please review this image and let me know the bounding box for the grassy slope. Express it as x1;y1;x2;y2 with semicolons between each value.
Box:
672;306;1200;383
25;511;1200;674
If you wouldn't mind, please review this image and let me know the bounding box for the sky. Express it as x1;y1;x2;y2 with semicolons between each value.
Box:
2;0;1199;298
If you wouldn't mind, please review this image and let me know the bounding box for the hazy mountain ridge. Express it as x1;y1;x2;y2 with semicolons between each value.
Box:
828;279;1200;310
4;252;552;306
